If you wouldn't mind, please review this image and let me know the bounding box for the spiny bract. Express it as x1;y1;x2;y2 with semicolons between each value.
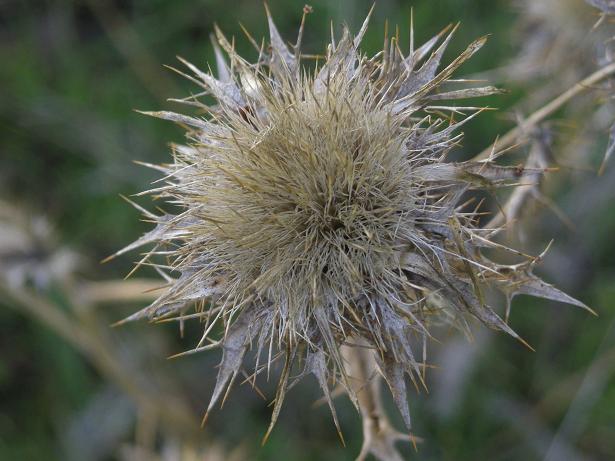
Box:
116;6;590;438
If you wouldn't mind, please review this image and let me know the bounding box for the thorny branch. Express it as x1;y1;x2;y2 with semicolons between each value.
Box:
474;60;615;162
485;128;567;234
342;343;421;461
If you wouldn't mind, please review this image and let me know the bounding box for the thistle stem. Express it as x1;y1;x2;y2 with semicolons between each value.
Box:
342;344;409;461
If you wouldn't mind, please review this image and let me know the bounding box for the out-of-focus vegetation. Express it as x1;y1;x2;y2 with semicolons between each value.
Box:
1;1;614;460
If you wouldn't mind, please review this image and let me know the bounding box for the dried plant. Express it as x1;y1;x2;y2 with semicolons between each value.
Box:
490;0;615;219
113;6;599;458
587;0;615;14
120;437;245;461
509;0;609;89
0;200;79;289
584;0;615;172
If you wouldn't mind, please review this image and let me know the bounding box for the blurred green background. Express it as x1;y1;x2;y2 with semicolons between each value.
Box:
1;1;614;460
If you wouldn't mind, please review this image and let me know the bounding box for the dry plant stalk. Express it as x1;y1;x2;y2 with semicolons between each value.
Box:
342;341;423;460
0;201;208;457
503;0;615;175
509;0;604;87
111;5;601;458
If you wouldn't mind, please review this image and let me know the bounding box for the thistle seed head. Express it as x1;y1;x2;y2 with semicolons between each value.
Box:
116;7;590;435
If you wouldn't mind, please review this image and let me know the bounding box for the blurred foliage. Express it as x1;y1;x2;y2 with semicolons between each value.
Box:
1;1;614;460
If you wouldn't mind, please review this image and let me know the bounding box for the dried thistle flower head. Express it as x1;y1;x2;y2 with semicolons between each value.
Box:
115;6;592;439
